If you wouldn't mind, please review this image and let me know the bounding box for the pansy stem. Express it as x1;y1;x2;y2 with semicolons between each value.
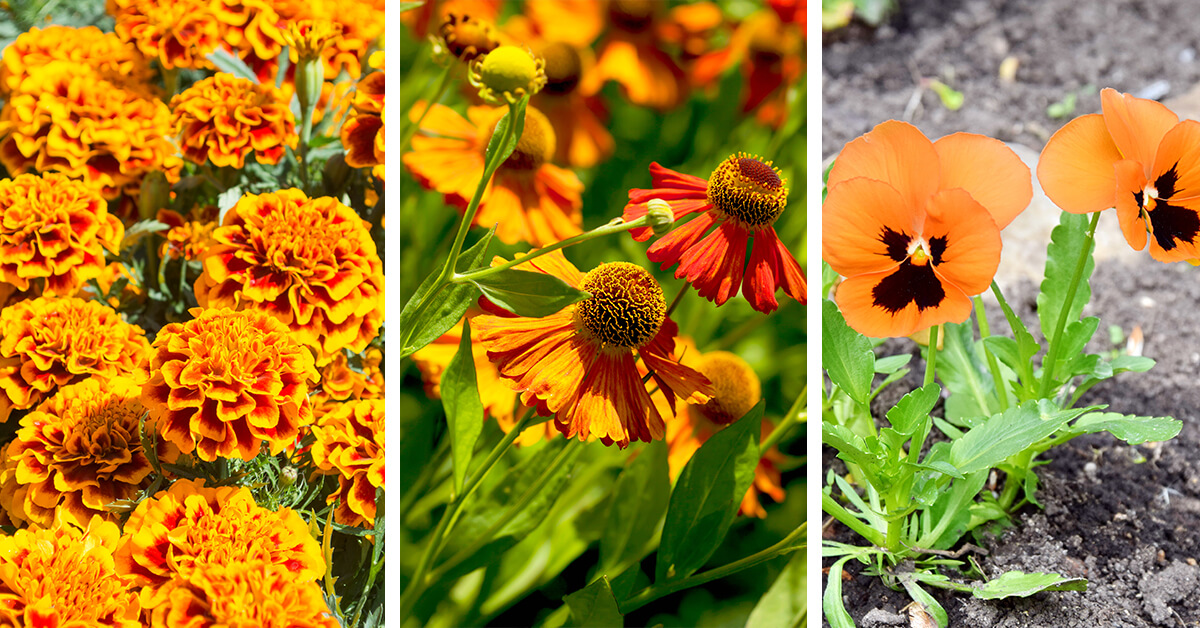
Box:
974;296;1010;411
1037;212;1101;399
923;325;939;387
990;281;1035;394
401;64;454;152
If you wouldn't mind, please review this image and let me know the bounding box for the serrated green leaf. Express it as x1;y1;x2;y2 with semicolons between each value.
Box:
399;228;494;357
950;400;1091;474
937;321;993;421
823;300;875;405
442;318;484;494
597;440;670;577
469;268;590;318
1038;212;1095;345
564;577;623;627
746;550;806;628
207;48;258;82
972;571;1087;599
886;384;940;435
1071;412;1181;445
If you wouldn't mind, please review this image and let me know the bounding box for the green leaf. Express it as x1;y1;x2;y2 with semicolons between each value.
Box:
1071;412;1181;445
1047;92;1078;119
206;48;258;82
972;571;1087;599
822;556;856;628
656;402;762;583
928;79;964;111
1038;212;1094;345
821;261;839;300
564;577;623;627
469;268;590;318
217;186;244;223
441;318;484;494
823;300;875;405
597;441;670;577
481;96;529;180
901;577;948;628
886;384;941;435
397;1;425;12
1111;355;1155;374
875;354;912;375
950;400;1091;474
937;321;994;421
120;219;170;249
746;549;806;628
398;228;494;357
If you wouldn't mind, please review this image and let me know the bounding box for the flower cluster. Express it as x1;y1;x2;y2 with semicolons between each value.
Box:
0;25;153;96
311;399;384;527
170;73;297;169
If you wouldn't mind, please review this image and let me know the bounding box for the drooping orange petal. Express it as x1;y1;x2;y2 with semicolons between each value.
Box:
1101;88;1179;169
826;120;941;213
408;101;478;140
922;189;1002;296
933;133;1032;229
1037;113;1124;214
1114;159;1151;254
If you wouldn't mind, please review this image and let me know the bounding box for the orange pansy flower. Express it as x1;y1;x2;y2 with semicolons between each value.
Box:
1038;87;1200;262
824;120;1032;338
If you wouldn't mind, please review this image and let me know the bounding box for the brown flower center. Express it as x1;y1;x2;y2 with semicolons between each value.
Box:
707;153;788;229
499;106;556;171
576;262;665;349
694;351;761;425
438;13;498;64
609;0;656;31
539;41;582;96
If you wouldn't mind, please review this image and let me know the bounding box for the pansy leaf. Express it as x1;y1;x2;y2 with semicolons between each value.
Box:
886;384;941;436
398;227;494;357
901;576;949;628
823;299;875;406
746;549;806;628
441;318;484;495
875;354;912;375
937;321;994;422
469;268;590;318
823;556;856;628
972;571;1087;599
949;400;1093;474
206;48;258;83
656;402;762;583
597;440;670;578
1070;412;1181;445
1038;211;1095;346
564;577;623;627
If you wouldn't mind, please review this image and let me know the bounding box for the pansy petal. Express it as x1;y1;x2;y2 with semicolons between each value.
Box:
1101;88;1179;168
1114;159;1150;253
922;188;1002;296
827;120;941;211
835;269;972;339
933;133;1032;229
1037;113;1123;214
1151;119;1200;202
823;177;918;277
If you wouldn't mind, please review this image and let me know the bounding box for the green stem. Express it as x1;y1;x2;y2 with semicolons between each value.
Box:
761;388;805;453
923;325;939;387
401;64;454;152
400;438;451;520
1037;212;1100;398
997;449;1035;512
665;283;689;318
975;295;1010;412
822;492;885;547
990;281;1035;395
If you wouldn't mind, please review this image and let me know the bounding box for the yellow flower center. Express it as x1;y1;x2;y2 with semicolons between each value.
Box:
477;45;543;97
694;351;762;425
576;262;666;349
539;41;583;95
610;0;656;31
707;153;789;230
438;13;498;64
499;107;556;172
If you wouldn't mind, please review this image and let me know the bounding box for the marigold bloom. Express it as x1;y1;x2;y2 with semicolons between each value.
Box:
1038;88;1200;262
342;51;385;180
212;0;288;83
168;73;295;169
114;478;324;612
194;189;385;364
108;0;222;70
823;120;1032;338
152;561;338;628
0;514;140;627
0;296;148;423
404;103;583;246
0;174;123;299
311;348;383;420
0;376;172;528
0;61;179;201
142;307;319;462
311;399;383;527
583;0;689;111
0;25;154;97
473;252;713;448
158;205;220;262
624;154;806;313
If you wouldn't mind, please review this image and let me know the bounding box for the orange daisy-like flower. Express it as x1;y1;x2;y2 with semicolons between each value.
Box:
114;478;324;612
0;173;123;299
142;307;319;462
158;205;220;262
473;251;713;448
152;561;338;628
0;61;179;201
170;73;296;169
623;154;806;313
403;0;502;40
582;0;689;111
0;376;173;528
0;296;148;423
432;11;502;65
311;399;383;527
1039;88;1200;262
0;25;154;98
108;0;222;70
311;348;383;420
0;513;140;627
823;120;1032;338
342;51;385;180
194;189;385;364
404;103;583;247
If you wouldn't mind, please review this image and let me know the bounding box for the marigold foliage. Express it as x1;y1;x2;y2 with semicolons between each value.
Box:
311;399;383;527
152;561;339;628
170;73;297;169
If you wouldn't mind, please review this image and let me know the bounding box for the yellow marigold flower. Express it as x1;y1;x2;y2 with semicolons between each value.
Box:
341;51;384;180
152;561;339;628
170;73;296;169
114;478;324;612
108;0;221;70
311;399;383;527
142;307;319;462
0;513;140;627
0;296;149;423
0;376;174;528
157;205;220;262
0;61;179;201
0;25;154;97
0;174;123;299
311;348;383;420
195;189;385;364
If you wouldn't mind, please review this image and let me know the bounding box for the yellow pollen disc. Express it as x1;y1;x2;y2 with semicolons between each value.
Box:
439;13;498;64
694;351;761;425
576;262;666;349
707;152;789;229
539;41;583;95
498;106;556;171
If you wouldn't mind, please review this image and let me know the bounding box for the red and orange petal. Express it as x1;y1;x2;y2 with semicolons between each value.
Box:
170;73;297;169
311;399;383;527
0;25;155;98
212;0;289;84
114;478;324;612
0;296;148;423
194;189;385;364
142;307;319;462
403;103;583;247
151;561;338;628
311;348;384;420
0;513;140;627
580;0;689;111
158;206;220;262
0;174;123;298
342;55;385;174
108;0;222;70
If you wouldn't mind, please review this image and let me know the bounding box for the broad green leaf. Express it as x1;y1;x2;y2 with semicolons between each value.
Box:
398;227;494;357
901;577;948;628
950;400;1091;474
1038;212;1094;345
441;318;484;494
120;219;170;249
608;563;651;602
397;1;425;11
823;556;856;628
972;571;1087;599
564;577;623;628
823;300;875;405
875;354;912;374
1111;355;1155;373
746;549;806;628
469;268;590;318
656;402;762;583
207;48;258;82
937;321;993;421
598;441;670;577
1071;412;1181;445
885;384;940;435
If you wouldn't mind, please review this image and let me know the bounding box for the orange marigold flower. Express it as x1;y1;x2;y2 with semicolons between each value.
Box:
342;51;385;180
157;205;220;262
311;399;383;527
0;376;174;528
0;296;148;423
0;173;123;299
170;73;296;169
0;513;140;627
311;348;383;420
404;103;583;247
152;561;338;628
194;189;385;364
473;251;713;448
114;478;324;612
212;0;289;83
0;25;154;97
108;0;222;70
582;0;689;111
823;120;1032;338
0;61;179;201
142;307;319;462
623;154;806;313
1039;87;1200;262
